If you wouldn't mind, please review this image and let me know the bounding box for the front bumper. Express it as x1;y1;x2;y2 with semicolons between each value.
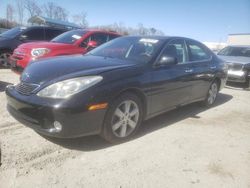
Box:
227;70;248;83
6;85;107;138
10;54;33;73
10;57;23;74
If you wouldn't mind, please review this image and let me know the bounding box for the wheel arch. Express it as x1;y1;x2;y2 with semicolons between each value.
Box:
213;77;221;90
0;48;12;53
111;87;148;120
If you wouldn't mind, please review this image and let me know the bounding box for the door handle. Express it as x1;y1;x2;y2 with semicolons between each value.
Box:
210;66;217;69
185;69;193;73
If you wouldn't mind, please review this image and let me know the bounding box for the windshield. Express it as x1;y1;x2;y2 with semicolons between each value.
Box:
0;27;26;38
51;30;87;44
218;46;250;57
89;37;164;63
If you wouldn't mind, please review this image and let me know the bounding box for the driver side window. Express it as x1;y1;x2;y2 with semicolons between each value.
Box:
160;39;186;64
80;37;90;48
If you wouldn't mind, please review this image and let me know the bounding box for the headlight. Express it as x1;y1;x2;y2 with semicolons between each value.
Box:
31;48;50;57
228;70;245;77
37;76;103;99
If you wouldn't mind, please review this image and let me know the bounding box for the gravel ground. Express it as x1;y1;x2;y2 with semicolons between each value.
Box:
0;69;250;188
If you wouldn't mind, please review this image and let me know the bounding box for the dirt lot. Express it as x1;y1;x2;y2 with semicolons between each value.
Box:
0;69;250;188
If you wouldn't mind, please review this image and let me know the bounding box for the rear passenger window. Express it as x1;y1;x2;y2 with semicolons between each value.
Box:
187;40;211;61
45;29;65;40
23;28;45;40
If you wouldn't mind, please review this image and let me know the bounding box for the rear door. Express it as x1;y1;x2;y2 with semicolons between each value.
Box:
185;39;215;100
150;39;193;115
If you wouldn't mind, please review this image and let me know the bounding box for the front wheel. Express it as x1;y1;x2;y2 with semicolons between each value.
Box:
243;75;250;89
201;81;219;107
101;93;143;143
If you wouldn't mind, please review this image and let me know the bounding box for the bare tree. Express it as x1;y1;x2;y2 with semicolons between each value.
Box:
43;2;54;19
24;0;42;18
6;4;15;23
150;28;157;35
43;2;68;21
54;6;68;21
92;22;164;36
16;0;25;25
72;12;88;28
137;23;149;35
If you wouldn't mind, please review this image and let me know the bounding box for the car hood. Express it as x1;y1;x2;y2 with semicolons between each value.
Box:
218;55;250;65
21;55;136;85
18;41;73;50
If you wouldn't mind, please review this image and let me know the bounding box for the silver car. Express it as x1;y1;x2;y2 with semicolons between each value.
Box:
217;45;250;88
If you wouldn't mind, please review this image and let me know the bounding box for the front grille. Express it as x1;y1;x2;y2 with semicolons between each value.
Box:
15;82;40;95
227;63;243;70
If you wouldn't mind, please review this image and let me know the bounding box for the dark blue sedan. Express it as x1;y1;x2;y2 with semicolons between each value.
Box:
6;36;228;143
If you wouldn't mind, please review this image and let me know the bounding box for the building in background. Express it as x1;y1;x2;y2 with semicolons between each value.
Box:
227;33;250;45
203;42;227;52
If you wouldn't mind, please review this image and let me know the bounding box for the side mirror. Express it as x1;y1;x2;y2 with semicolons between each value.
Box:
19;35;27;41
87;41;98;49
158;56;178;66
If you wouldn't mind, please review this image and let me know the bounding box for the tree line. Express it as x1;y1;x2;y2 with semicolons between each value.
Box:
1;0;164;35
1;0;87;28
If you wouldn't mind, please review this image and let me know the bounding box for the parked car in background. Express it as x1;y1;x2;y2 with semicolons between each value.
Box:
0;28;9;34
6;36;227;143
217;45;250;88
10;29;121;73
0;26;68;67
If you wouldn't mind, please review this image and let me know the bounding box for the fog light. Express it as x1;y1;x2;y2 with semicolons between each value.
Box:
53;121;62;132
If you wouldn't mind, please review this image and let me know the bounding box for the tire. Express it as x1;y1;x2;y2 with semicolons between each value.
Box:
201;81;219;107
0;51;12;68
243;75;250;89
101;93;143;143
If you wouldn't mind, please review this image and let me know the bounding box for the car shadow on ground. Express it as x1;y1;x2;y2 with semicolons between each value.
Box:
43;93;233;151
226;83;250;91
0;81;12;92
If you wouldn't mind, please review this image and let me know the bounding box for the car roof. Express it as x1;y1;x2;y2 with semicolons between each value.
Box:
72;29;121;35
18;26;67;31
227;45;250;48
121;35;201;42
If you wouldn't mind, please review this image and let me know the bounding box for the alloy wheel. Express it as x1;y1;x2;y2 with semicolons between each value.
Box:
207;82;218;105
111;100;140;138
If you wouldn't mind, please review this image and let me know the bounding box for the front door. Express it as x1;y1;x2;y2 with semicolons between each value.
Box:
150;39;193;115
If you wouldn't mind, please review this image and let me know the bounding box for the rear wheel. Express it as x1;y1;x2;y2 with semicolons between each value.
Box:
202;81;219;107
0;51;11;68
101;93;143;143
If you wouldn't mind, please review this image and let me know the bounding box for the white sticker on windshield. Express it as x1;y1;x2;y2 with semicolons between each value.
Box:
72;35;81;39
139;38;159;44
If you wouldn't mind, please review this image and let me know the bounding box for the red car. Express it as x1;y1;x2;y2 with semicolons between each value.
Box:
10;29;121;73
